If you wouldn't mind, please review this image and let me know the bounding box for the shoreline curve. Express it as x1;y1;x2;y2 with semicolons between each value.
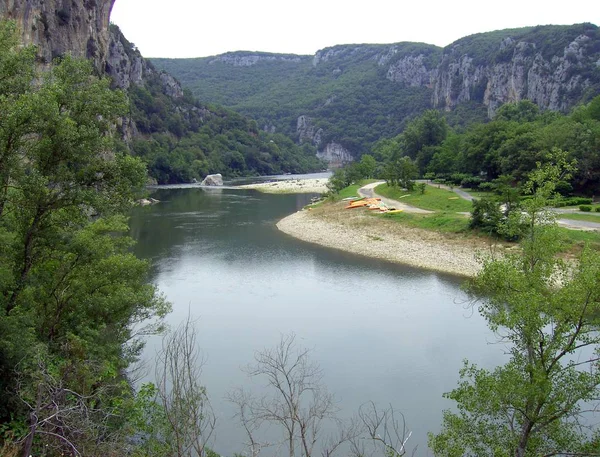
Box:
276;208;488;278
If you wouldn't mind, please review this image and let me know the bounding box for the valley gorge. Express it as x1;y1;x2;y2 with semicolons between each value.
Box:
154;24;600;164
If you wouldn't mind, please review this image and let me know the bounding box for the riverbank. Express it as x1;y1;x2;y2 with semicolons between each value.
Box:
277;202;501;278
236;178;329;193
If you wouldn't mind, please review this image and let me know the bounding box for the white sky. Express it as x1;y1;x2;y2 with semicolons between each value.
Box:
110;0;599;58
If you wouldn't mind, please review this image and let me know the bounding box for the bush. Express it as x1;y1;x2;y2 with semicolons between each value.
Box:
550;197;593;207
595;207;600;212
470;198;503;234
461;176;484;189
579;205;592;212
565;197;593;205
447;173;471;186
478;182;496;192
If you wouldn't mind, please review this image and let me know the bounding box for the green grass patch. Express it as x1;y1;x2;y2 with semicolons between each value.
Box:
333;179;378;200
381;211;470;233
463;189;494;199
558;228;600;248
557;213;600;223
376;183;474;212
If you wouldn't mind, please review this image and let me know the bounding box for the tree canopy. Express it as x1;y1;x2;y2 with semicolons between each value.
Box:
0;20;168;455
429;153;600;456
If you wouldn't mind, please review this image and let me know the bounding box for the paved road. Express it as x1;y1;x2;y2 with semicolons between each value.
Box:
424;181;475;201
430;182;600;231
556;217;600;231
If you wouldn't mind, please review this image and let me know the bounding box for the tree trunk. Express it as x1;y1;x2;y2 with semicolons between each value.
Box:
515;419;534;457
22;384;43;457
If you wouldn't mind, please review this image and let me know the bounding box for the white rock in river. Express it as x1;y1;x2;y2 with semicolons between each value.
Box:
201;174;224;186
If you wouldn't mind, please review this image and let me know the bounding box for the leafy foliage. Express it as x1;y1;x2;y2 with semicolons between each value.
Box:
126;71;325;184
0;21;168;455
152;23;600;170
426;98;600;195
430;154;600;456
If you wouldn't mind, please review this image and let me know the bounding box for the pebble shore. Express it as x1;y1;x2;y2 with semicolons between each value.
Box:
237;178;329;193
276;205;492;278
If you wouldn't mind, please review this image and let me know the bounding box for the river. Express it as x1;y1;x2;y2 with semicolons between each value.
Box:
129;182;507;456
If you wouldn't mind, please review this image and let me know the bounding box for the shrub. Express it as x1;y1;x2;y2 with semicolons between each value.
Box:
550;197;593;207
470;198;502;234
566;197;593;205
579;205;592;212
478;182;496;192
461;176;484;189
595;207;600;212
447;173;471;186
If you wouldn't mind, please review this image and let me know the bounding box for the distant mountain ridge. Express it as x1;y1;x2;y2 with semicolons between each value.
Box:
153;23;600;162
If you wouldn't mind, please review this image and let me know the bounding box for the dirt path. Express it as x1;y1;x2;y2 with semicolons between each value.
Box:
358;182;433;214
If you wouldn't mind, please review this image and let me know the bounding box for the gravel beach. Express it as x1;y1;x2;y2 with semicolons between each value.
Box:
237;178;329;193
277;203;494;277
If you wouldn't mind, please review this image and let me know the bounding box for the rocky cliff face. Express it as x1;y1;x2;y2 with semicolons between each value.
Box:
152;24;600;167
209;52;305;67
0;0;115;71
385;54;436;87
106;25;183;96
297;115;351;167
0;1;183;97
432;31;600;116
316;143;353;168
309;25;600;117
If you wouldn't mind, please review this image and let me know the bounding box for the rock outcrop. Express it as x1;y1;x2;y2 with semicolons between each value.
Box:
431;30;600;116
297;115;351;167
385;55;436;87
309;25;600;117
209;52;305;67
297;115;322;147
0;1;184;97
106;24;183;96
201;174;223;186
316;143;353;168
0;0;115;71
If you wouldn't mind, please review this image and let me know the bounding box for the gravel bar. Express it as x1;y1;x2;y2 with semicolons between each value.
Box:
276;206;490;278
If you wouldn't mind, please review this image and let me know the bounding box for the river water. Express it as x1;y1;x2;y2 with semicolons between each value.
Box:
129;183;507;456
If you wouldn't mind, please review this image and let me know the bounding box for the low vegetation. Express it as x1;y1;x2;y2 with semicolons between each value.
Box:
376;183;474;212
382;211;470;233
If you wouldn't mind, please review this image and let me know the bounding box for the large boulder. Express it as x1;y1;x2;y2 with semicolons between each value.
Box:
201;174;223;186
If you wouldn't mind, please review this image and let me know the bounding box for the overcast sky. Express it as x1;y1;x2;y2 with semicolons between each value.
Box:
110;0;599;58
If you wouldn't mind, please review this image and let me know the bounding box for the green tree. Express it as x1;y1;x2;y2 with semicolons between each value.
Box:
384;156;418;190
0;22;169;455
430;151;600;457
357;154;377;179
402;110;448;172
494;100;540;123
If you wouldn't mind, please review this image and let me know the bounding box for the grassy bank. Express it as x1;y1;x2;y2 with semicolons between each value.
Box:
380;211;470;233
558;212;600;223
330;182;600;254
375;183;474;212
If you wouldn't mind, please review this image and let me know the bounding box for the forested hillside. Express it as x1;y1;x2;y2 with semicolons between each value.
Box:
153;23;600;164
109;27;325;184
365;99;600;196
153;44;441;159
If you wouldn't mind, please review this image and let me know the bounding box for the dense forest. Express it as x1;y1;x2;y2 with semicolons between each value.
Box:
367;99;600;195
152;44;442;156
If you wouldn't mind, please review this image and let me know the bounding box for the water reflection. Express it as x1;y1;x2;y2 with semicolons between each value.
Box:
129;186;506;456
